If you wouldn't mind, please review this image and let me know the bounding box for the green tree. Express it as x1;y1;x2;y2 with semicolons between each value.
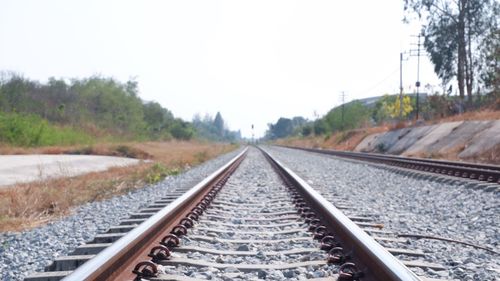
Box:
266;118;293;139
324;101;370;132
213;112;224;137
192;112;241;142
265;116;308;139
0;74;209;142
313;119;329;135
170;119;194;140
478;28;500;96
70;77;145;134
373;95;393;124
143;101;175;139
302;125;313;136
404;0;499;107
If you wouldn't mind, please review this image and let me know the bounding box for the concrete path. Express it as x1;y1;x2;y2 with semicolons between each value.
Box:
0;155;142;187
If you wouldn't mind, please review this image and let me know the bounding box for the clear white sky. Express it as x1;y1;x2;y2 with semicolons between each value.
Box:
0;0;440;138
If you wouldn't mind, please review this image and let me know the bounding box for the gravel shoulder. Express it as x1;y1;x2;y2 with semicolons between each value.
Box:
0;148;243;281
265;146;499;281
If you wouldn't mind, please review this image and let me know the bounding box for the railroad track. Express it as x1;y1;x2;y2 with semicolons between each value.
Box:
26;147;454;281
283;146;500;188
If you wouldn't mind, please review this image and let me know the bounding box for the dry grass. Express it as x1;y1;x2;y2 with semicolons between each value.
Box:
427;109;500;124
132;141;233;168
473;143;500;163
275;126;388;151
0;141;238;231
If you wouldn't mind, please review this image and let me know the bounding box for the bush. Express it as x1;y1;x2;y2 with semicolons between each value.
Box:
302;126;312;136
0;75;201;142
0;112;93;147
145;163;180;184
313;119;329;135
170;121;194;140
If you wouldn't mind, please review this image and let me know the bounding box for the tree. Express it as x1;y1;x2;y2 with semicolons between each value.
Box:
143;101;174;139
478;27;500;96
387;95;414;118
324;101;370;131
313;119;329;135
373;95;393;124
271;118;293;139
213;112;224;137
170;119;194;140
192;112;241;142
302;125;313;136
264;117;308;139
404;0;499;107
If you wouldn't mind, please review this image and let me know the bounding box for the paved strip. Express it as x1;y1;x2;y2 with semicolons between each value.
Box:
0;154;142;187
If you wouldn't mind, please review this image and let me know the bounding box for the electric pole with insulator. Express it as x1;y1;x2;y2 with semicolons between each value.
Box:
399;52;404;121
410;32;424;120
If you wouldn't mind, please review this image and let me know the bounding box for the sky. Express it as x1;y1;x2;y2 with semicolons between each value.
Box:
0;1;440;138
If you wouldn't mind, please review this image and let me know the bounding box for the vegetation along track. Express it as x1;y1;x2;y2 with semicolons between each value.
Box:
27;147;456;281
284;146;500;189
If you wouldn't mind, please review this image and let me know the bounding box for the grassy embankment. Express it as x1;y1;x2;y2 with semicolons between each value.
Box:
275;110;500;162
0;113;238;231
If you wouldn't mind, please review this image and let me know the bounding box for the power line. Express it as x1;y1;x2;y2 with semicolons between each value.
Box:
396;51;412;121
357;66;400;97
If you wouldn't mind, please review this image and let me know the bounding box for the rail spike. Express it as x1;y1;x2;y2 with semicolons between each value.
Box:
132;261;158;280
338;262;364;281
148;245;171;263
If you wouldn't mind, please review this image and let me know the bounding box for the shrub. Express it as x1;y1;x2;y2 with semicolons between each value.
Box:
0;112;93;147
302;126;313;136
145;163;180;184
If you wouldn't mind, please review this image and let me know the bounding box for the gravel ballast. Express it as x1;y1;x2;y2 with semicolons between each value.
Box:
155;147;336;280
265;146;499;281
0;148;243;281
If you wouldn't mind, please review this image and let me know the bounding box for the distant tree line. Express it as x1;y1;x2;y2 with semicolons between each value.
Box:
0;73;239;142
264;102;372;140
192;112;241;142
264;91;499;140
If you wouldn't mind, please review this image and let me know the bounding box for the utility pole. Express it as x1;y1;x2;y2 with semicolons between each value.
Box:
399;52;404;121
399;52;410;121
410;32;424;120
416;33;422;120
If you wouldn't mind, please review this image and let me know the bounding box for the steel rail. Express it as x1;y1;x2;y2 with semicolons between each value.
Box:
62;148;248;281
283;146;500;183
260;146;422;281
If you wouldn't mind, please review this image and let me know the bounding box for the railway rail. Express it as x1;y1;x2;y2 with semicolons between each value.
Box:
25;147;455;281
283;146;500;185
